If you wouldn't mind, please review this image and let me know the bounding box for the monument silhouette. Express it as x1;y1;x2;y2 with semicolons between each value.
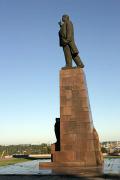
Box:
40;15;103;169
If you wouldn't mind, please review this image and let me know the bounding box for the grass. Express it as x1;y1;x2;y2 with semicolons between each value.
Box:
0;158;31;167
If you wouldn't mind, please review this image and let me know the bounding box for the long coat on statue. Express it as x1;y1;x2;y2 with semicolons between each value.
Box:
59;20;79;55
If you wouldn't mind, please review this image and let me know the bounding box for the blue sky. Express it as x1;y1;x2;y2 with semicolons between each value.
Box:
0;0;120;145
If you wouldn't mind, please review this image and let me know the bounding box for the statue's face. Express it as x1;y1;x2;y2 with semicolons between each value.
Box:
62;16;66;22
62;15;69;22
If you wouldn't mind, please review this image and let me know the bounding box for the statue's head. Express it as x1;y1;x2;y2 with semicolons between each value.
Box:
62;14;69;22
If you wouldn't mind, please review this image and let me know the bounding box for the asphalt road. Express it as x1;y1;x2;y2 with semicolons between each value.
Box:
0;175;119;180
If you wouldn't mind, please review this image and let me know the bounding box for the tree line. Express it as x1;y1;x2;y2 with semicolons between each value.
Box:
0;143;51;156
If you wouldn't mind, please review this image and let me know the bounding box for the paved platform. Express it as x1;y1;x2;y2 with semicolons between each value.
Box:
0;174;119;180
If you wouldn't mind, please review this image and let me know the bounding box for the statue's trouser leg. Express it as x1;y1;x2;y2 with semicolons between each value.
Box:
72;54;84;68
63;45;72;67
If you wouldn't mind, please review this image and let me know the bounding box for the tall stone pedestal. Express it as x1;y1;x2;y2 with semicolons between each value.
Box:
40;68;103;168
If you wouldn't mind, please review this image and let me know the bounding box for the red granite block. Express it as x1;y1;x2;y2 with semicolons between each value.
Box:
61;145;75;151
60;115;72;121
65;100;72;107
61;121;81;135
86;141;95;152
85;151;97;166
62;106;72;115
65;90;72;99
54;151;75;162
76;151;86;161
79;90;88;97
60;96;66;106
61;134;76;144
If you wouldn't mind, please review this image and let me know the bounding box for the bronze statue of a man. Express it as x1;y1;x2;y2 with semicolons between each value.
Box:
59;15;84;68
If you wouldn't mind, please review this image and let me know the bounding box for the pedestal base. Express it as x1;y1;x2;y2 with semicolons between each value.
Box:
40;161;96;168
39;162;103;177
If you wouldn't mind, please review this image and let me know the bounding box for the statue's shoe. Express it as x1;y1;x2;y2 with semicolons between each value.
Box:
62;66;73;70
77;64;84;68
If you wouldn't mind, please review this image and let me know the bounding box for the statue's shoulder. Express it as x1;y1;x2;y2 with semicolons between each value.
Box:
70;20;74;27
66;20;73;27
